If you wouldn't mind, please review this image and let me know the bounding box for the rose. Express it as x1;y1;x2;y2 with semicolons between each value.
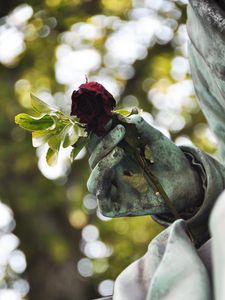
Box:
70;81;116;136
15;81;178;222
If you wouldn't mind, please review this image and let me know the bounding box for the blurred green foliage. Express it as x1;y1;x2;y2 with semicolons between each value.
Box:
0;0;217;299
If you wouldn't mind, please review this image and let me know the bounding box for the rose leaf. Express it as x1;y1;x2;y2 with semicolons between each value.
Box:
63;125;86;148
46;147;58;166
70;136;88;162
114;107;141;117
15;113;55;131
48;135;62;151
113;109;132;116
32;131;54;147
30;93;57;114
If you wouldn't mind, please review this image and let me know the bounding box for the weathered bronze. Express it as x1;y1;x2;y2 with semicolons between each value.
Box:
89;0;225;299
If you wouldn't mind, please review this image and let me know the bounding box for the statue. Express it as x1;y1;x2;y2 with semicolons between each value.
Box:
89;1;225;299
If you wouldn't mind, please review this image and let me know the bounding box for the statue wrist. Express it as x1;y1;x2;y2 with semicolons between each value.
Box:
152;146;225;247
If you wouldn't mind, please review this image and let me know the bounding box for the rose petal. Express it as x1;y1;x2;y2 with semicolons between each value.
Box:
70;81;116;135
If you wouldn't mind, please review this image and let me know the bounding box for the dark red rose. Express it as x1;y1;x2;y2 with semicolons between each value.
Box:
70;81;116;136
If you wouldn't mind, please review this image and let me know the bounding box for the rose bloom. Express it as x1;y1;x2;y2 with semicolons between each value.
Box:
70;81;116;136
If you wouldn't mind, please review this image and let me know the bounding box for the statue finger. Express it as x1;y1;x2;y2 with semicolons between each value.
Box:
97;184;120;217
87;146;124;195
87;119;113;152
88;124;125;169
129;115;165;143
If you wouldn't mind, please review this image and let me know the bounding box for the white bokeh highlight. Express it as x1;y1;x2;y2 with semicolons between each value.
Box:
0;201;29;298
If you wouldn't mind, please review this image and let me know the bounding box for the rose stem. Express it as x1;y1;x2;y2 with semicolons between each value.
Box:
119;139;196;244
120;140;180;220
137;151;196;244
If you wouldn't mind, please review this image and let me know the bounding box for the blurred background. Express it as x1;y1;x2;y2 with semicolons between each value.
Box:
0;0;218;299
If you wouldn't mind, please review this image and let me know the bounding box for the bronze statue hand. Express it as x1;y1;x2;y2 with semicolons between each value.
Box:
87;116;202;218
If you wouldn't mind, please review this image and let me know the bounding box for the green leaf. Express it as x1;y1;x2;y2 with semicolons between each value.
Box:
113;107;141;117
123;173;148;193
46;147;58;166
144;145;154;164
70;137;88;161
30;93;56;114
15;113;55;131
63;125;86;148
63;125;78;148
32;131;53;147
113;109;132;116
47;124;72;151
48;135;62;151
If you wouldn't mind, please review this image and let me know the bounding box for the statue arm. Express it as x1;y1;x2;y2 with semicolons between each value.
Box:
87;115;225;247
187;0;225;158
156;0;225;246
87;0;225;248
153;145;225;246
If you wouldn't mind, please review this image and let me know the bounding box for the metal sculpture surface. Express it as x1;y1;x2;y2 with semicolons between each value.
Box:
90;1;225;299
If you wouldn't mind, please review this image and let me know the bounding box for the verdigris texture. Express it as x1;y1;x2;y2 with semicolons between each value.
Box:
87;116;202;218
90;0;225;299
